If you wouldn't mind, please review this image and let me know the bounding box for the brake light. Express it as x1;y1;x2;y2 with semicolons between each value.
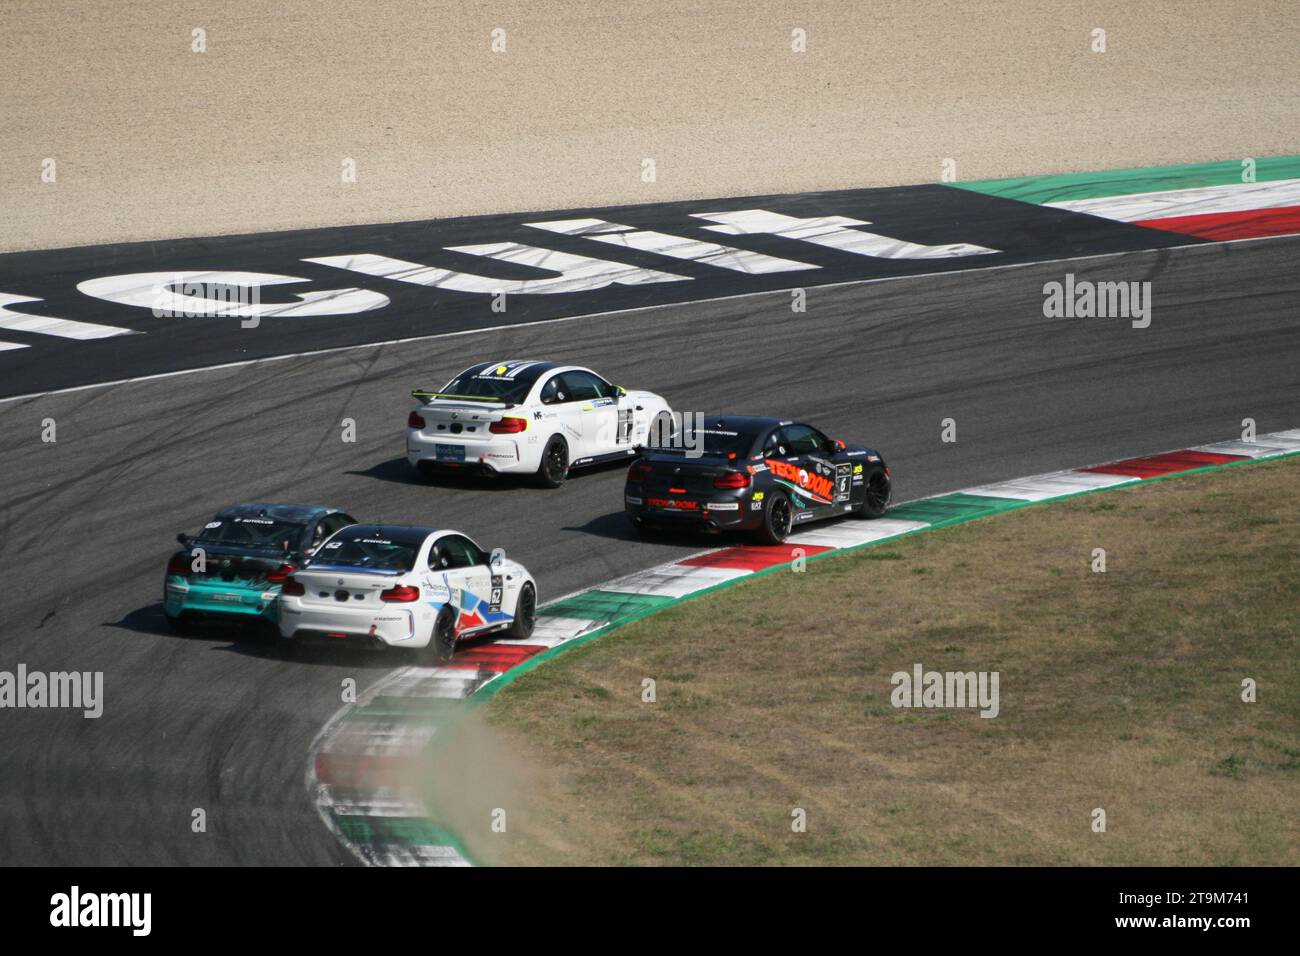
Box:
713;471;751;490
166;554;191;577
266;563;296;584
408;410;425;429
380;584;421;602
627;461;653;482
489;416;528;434
281;576;306;596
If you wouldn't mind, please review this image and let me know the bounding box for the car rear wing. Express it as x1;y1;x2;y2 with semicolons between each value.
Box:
410;388;514;408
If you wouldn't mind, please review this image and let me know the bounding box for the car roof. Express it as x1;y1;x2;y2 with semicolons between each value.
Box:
700;415;787;433
455;360;565;380
336;524;438;538
214;503;339;522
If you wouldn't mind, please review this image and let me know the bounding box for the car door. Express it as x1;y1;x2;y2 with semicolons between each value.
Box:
774;423;840;520
558;369;620;461
537;372;586;458
434;534;496;631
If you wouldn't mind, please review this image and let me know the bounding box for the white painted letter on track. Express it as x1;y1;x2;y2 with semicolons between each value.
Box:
308;247;689;295
692;209;999;259
76;272;389;320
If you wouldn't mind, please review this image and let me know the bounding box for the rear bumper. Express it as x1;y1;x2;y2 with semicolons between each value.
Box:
164;578;279;622
406;431;526;473
277;598;421;648
624;493;760;533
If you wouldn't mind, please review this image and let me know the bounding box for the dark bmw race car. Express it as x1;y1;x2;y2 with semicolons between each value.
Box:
163;503;358;632
624;416;891;544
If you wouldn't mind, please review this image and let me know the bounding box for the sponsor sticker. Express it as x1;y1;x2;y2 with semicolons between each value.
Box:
647;498;698;510
835;463;853;502
767;458;834;503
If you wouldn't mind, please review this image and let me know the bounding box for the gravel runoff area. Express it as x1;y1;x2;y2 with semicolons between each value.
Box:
3;0;1298;251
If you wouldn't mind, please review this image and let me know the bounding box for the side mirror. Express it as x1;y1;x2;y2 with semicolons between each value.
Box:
489;547;506;568
176;532;189;545
615;385;627;398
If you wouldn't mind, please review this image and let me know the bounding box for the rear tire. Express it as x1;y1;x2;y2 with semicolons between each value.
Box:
756;491;794;545
427;606;458;663
854;465;891;519
535;435;569;488
507;583;537;640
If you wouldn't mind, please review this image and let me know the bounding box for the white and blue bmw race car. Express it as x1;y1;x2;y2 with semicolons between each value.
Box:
277;524;536;659
406;359;673;487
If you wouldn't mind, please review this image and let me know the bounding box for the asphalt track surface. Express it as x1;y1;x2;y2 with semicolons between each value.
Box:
0;182;1195;398
1;236;1297;864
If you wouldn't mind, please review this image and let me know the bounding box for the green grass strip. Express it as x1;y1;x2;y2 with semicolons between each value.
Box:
539;589;675;623
949;155;1300;205
334;813;461;847
887;492;1024;525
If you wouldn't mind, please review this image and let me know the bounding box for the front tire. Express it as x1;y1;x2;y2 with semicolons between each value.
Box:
535;435;569;488
507;583;537;640
855;466;891;519
163;611;191;634
756;491;794;544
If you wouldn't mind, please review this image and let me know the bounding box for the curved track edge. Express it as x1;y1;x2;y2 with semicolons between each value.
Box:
306;429;1300;866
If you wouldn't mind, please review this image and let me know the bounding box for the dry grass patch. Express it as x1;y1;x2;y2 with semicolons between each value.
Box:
461;458;1300;864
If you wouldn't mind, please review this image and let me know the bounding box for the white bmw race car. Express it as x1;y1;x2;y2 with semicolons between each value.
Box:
277;523;536;659
406;359;673;486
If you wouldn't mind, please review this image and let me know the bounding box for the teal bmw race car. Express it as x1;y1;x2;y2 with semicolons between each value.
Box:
163;503;357;632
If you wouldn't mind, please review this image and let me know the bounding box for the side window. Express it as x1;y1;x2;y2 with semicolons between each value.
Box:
780;424;823;456
313;514;352;547
761;428;783;457
428;541;452;571
439;535;485;569
559;370;609;402
539;375;563;405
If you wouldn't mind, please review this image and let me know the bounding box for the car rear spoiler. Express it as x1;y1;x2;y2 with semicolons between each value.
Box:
410;389;514;408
